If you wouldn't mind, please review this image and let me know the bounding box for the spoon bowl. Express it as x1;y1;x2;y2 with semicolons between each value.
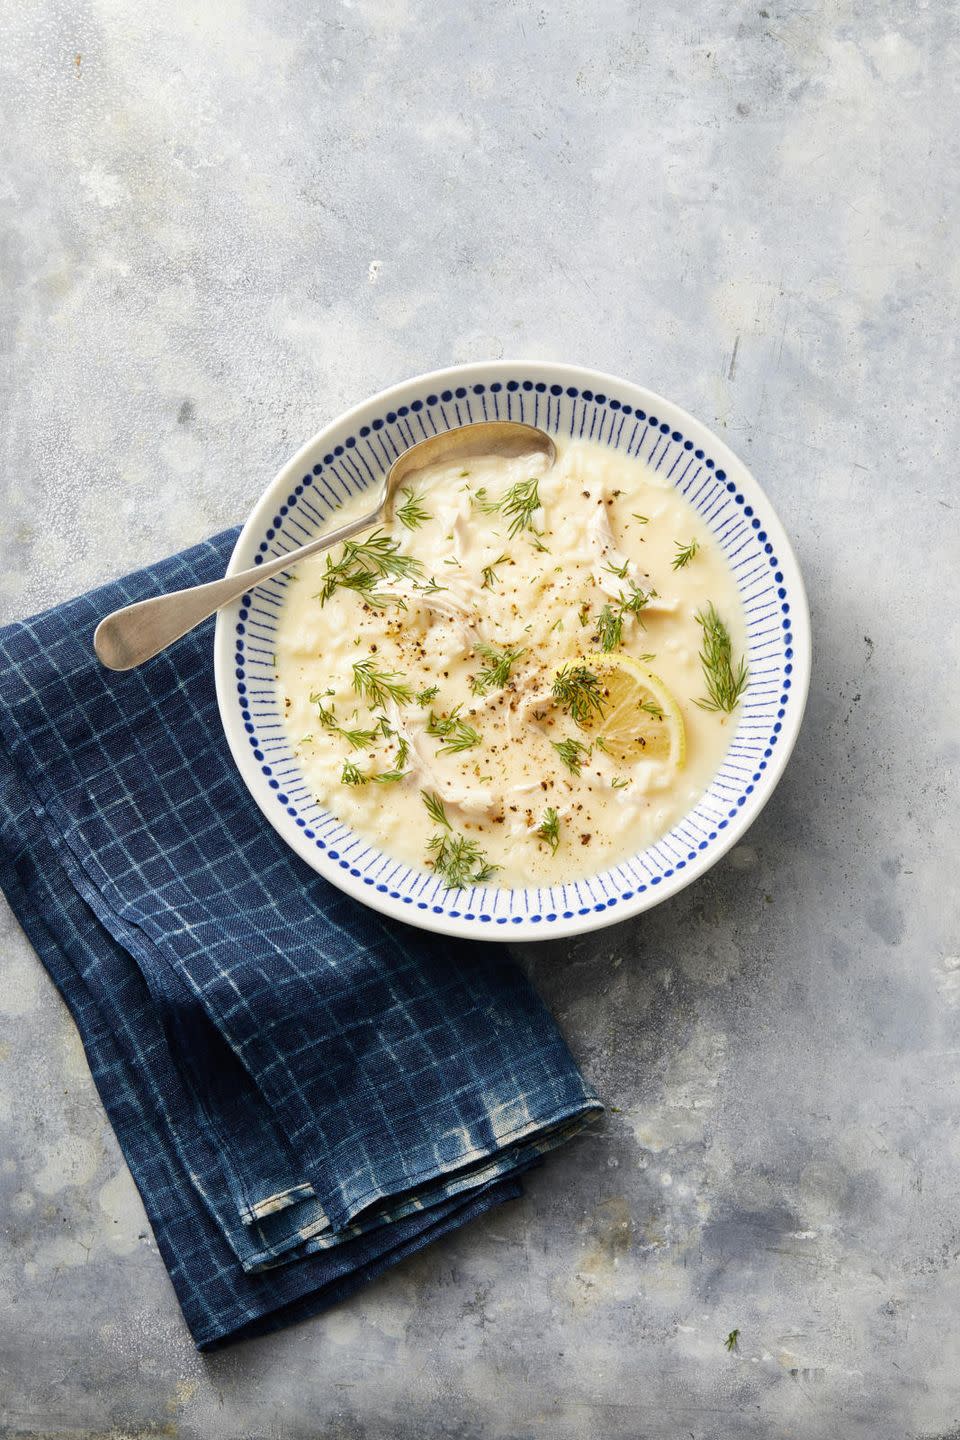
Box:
93;420;556;672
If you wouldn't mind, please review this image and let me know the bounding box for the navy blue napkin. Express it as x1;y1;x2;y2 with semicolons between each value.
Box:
0;531;600;1349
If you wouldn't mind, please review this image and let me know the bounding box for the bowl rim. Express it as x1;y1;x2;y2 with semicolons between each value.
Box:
214;359;811;941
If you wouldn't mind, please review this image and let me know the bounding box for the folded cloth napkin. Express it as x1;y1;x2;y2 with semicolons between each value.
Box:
0;530;600;1349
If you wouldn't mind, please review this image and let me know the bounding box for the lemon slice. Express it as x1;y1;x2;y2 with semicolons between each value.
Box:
580;653;686;768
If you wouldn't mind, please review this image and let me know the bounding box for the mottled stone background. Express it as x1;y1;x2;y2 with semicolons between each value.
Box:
1;1;958;1436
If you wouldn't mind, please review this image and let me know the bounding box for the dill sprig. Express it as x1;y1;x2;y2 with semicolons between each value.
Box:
694;603;749;713
596;603;623;653
578;601;592;628
340;759;367;786
351;658;414;708
396;487;431;530
331;710;409;783
373;767;408;784
425;708;458;739
471;642;525;695
318;530;423;605
426;707;482;754
342;531;419;580
423;792;497;883
338;722;378;750
332;569;396;608
415;685;439;706
342;757;409;786
438;723;481;755
473;476;543;536
496;476;543;538
481;552;510;590
552;737;591;776
310;692;338;729
640;699;664;721
591;581;654;650
617;580;655;618
373;721;410;772
471;487;500;515
672;538;700;569
310;696;379;749
417;577;447;595
421;790;450;828
427;830;498;889
535;807;561;854
552;664;606;726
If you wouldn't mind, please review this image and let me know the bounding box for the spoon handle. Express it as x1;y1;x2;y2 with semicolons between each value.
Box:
93;508;381;671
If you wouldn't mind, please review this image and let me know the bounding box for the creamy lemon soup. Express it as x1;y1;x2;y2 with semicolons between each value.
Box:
275;439;748;889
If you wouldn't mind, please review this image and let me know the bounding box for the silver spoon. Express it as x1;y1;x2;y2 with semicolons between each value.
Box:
93;420;557;671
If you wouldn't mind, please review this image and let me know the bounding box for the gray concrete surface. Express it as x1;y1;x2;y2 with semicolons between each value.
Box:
1;1;958;1436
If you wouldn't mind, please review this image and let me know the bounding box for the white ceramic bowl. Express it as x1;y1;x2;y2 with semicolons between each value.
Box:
215;362;810;941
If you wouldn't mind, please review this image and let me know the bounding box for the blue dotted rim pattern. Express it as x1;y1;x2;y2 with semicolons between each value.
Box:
217;367;806;939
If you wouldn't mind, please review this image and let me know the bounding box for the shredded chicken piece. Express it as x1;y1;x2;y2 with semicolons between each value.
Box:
586;501;625;568
498;662;557;737
638;593;679;616
593;763;663;800
386;702;498;819
450;504;475;565
510;779;543;796
583;500;636;597
509;688;556;737
375;577;480;651
435;777;499;818
585;491;677;613
374;580;466;625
